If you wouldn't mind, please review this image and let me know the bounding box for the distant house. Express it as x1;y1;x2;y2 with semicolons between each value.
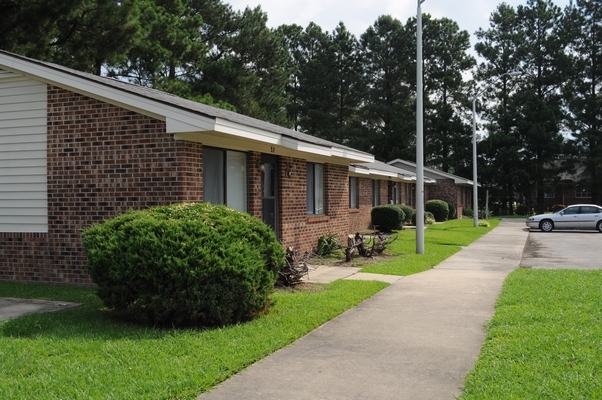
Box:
543;162;596;210
387;159;475;217
1;50;403;284
349;160;435;231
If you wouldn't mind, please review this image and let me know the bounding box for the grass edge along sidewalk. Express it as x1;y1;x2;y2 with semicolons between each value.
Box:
0;218;498;399
460;269;602;399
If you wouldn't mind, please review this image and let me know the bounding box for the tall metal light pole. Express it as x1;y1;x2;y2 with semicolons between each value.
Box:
471;71;522;228
416;0;426;254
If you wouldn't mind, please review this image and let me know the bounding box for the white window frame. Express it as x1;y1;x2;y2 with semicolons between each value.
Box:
204;147;247;212
575;187;592;198
307;163;325;215
349;177;358;209
372;179;380;207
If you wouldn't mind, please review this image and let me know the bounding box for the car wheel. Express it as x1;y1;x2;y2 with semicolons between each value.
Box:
597;220;602;233
540;220;554;232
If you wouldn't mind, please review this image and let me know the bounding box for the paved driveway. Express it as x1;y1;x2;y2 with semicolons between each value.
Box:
521;229;602;269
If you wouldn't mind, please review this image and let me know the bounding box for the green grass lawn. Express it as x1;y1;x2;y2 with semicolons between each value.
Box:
360;218;500;276
0;279;387;399
461;269;602;399
0;217;502;399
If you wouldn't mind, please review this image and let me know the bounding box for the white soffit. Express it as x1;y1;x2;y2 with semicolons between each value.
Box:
332;148;374;163
215;118;373;163
280;136;332;157
369;170;398;178
349;166;370;175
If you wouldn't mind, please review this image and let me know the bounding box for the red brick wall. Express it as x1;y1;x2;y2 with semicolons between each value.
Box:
279;159;351;253
402;182;415;207
0;86;381;284
426;179;464;218
349;177;373;233
0;86;203;284
379;179;389;205
247;151;262;219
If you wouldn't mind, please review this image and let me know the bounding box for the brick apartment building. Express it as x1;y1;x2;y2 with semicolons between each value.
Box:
387;159;475;217
0;50;422;285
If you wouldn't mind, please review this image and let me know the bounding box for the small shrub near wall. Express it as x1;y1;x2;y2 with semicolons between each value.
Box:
371;205;405;232
446;202;457;219
316;232;342;256
82;203;285;327
426;199;450;222
412;211;435;226
397;205;415;224
549;204;565;212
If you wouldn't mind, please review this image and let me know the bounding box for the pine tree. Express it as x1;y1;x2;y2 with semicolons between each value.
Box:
564;0;602;205
475;3;525;215
359;15;414;161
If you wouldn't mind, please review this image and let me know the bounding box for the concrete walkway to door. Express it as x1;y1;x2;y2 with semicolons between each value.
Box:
199;219;529;400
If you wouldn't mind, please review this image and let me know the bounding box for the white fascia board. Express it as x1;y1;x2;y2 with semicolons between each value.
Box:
331;148;374;163
213;118;283;145
215;118;372;162
349;166;370;175
167;117;214;133
280;136;333;157
369;169;398;178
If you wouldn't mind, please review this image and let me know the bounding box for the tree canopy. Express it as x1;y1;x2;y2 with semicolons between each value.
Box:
1;0;598;212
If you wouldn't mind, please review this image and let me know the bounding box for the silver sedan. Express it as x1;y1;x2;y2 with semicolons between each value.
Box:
526;204;602;232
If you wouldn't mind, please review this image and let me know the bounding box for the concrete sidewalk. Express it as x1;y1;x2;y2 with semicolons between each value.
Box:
200;219;529;400
0;297;80;322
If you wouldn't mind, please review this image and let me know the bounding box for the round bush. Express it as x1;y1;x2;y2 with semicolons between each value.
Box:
397;205;415;224
82;203;285;327
446;202;457;219
411;211;435;226
425;199;449;222
371;205;404;232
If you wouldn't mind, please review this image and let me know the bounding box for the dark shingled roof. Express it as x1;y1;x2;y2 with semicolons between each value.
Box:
0;50;371;159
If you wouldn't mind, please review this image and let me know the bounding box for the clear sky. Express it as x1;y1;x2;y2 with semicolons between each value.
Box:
226;0;572;59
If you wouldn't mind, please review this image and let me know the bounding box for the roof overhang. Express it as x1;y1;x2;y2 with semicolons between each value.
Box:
0;51;375;165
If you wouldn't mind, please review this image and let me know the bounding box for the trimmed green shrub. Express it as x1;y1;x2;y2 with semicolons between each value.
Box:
463;208;474;217
371;205;404;232
425;199;449;222
446;202;457;219
411;210;435;226
426;212;435;225
82;203;285;327
397;204;415;224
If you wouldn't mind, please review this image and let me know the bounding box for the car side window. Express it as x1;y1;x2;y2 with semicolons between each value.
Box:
580;206;597;214
564;207;579;215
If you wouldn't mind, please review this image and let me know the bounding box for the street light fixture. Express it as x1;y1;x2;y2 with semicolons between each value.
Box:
471;71;522;228
416;0;426;254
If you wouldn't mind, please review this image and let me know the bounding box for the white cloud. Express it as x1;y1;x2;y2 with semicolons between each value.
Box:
228;0;571;49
